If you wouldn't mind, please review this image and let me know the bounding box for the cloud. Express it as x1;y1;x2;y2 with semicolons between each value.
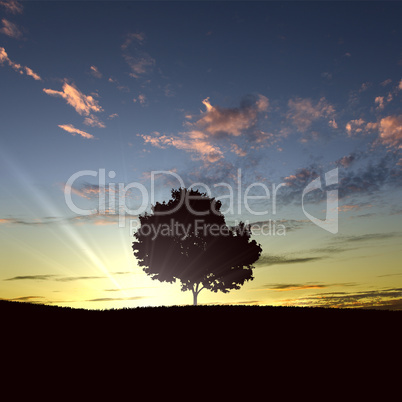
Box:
380;79;392;87
287;97;335;132
0;217;57;226
338;152;401;199
121;32;145;50
345;118;365;135
43;81;103;116
345;119;379;136
335;232;401;244
359;82;371;92
280;287;402;309
124;54;155;78
89;65;102;78
283;166;320;188
108;113;119;119
0;46;41;80
279;148;401;207
133;93;146;105
5;296;45;303
266;283;327;291
83;114;106;128
140;131;224;163
256;254;324;267
58;124;95;139
375;96;385;110
0;210;137;227
56;276;105;282
337;153;359;168
139;95;270;162
5;275;58;281
0;18;22;39
121;32;155;78
337;204;370;212
24;67;41;81
260;282;356;292
249;219;310;233
3;274;111;282
0;0;23;14
328;119;338;129
194;95;269;137
378;115;402;149
231;143;247;157
86;296;146;302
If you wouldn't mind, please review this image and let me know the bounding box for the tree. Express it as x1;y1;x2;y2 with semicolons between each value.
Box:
132;188;262;305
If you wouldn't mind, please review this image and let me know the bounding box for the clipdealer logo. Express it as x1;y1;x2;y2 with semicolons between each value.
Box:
64;168;338;234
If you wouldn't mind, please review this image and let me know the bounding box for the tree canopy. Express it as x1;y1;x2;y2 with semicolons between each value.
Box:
132;188;262;305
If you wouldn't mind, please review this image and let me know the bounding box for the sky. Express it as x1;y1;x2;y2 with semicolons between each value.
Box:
0;0;401;309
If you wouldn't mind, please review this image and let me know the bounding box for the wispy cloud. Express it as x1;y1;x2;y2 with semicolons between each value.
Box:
86;296;146;302
0;18;22;39
139;95;270;162
260;282;356;292
280;287;402;310
44;81;103;117
256;254;324;267
83;114;106;128
0;0;23;14
5;275;58;281
121;32;155;78
286;97;335;132
335;232;402;244
58;124;95;139
4;274;111;282
140;131;224;163
0;46;41;80
89;65;102;78
121;32;145;50
124;54;155;78
336;152;362;168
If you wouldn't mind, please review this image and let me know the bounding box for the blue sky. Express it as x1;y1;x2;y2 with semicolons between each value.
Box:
0;1;401;309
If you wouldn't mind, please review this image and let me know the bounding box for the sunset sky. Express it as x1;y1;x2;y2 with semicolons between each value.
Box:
1;1;401;309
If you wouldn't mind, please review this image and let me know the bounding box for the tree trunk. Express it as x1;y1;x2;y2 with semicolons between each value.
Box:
193;290;198;306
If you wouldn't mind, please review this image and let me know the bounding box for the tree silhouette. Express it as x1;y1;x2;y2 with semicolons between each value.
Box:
132;188;262;305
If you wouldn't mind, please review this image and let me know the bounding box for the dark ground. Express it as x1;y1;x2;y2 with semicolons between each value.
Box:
2;300;400;375
2;299;400;340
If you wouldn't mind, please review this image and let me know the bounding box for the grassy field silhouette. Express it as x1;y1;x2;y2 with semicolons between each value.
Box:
3;300;400;359
2;299;400;332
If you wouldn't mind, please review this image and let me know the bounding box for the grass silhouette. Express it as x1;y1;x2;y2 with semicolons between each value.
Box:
2;300;399;359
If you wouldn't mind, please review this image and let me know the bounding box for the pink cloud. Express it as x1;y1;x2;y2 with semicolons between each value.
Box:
0;1;23;14
231;144;247;157
140;131;223;163
43;81;103;116
345;118;365;136
378;115;402;149
133;94;146;104
83;114;106;128
139;95;269;162
337;155;356;168
195;95;268;137
287;97;335;132
0;46;41;80
121;32;145;50
0;18;22;39
89;65;102;78
58;124;95;139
